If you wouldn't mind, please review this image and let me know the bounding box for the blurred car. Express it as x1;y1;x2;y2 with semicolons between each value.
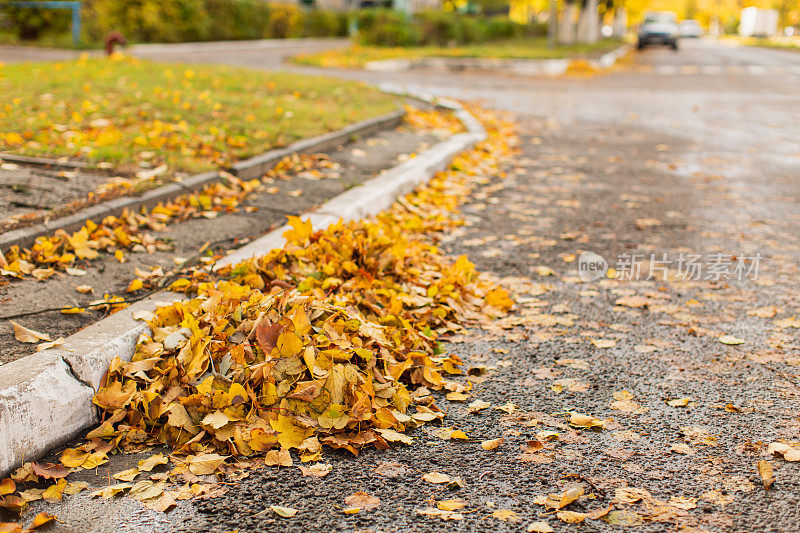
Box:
638;12;679;50
679;19;703;38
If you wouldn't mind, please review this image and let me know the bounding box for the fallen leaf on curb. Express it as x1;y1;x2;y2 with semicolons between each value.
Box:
60;448;107;469
0;494;27;513
495;402;516;414
63;481;88;496
446;391;470;401
527;522;554;533
344;492;380;512
556;510;586;523
264;449;293;467
492;509;519;522
481;438;503;451
129;480;166;501
270;505;297;518
0;479;15;496
142;491;177;513
433;428;469;440
138;454;168;472
42;479;67;502
468;400;491;413
298;463;331;478
75;285;93;294
11;322;50;343
187;453;226;475
767;442;800;461
375;428;413;445
90;483;132;499
568;413;605;429
667;398;693;407
757;460;774;489
591;338;616;348
719;335;745;345
437;499;466;511
113;468;139;482
31;463;69;480
423;472;450;484
35;338;65;352
544;486;584;509
30;512;57;529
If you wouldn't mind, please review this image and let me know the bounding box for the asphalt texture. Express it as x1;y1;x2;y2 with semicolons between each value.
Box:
3;38;800;532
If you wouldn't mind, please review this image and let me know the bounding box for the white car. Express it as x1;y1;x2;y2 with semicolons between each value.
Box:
638;12;680;50
679;20;703;38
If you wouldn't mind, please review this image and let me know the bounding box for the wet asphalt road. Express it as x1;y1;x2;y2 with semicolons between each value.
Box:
5;38;800;532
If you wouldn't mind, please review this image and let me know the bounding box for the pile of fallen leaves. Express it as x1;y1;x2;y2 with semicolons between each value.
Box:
0;106;517;520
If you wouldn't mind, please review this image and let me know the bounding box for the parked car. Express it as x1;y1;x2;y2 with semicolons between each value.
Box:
679;19;703;38
638;12;679;50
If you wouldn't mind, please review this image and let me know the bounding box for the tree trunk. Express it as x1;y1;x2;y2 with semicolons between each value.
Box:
558;3;577;45
576;0;600;44
613;7;628;38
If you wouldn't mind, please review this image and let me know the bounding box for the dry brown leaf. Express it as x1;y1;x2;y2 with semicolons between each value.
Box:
270;505;297;518
343;491;380;512
422;472;450;484
436;499;466;511
556;510;586;523
481;438;503;451
187;453;226;475
264;449;293;467
29;512;57;529
757;460;774;490
568;413;605;429
767;442;800;461
11;321;51;343
492;509;519;522
298;463;331;478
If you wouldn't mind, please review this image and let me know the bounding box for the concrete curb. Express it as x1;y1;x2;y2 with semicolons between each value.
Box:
0;98;485;477
364;43;632;76
0;110;404;252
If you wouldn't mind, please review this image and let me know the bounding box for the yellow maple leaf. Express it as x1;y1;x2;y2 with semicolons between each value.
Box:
67;228;98;260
